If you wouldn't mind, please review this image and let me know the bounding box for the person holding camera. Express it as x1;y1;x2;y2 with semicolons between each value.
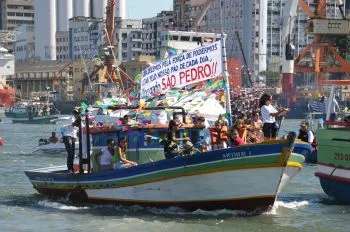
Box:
259;93;289;140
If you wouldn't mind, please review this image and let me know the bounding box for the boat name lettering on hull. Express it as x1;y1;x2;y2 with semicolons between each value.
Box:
222;151;247;159
34;177;54;181
334;152;350;161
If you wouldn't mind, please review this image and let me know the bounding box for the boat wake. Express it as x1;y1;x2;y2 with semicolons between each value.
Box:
37;200;89;211
3;194;312;219
264;200;309;215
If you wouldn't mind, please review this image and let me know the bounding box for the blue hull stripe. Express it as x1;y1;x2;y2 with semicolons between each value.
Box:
26;142;290;182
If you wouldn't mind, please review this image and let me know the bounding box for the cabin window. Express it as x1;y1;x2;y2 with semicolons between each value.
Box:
92;133;117;148
143;129;166;147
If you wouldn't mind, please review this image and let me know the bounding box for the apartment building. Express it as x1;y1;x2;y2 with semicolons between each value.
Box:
0;0;34;31
142;11;176;58
115;17;143;62
68;17;104;60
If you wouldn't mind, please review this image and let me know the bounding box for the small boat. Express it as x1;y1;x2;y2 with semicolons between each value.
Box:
12;115;59;124
25;125;296;211
32;141;79;154
294;140;316;163
6;100;60;124
0;137;4;146
315;83;350;203
25;38;298;212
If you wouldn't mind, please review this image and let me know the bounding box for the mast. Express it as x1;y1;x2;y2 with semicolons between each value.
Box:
220;2;232;126
105;0;118;84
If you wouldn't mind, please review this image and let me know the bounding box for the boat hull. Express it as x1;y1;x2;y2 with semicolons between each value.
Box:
12;116;58;124
25;139;295;211
34;167;281;211
316;165;350;203
315;127;350;203
278;153;304;193
32;142;79;154
294;140;315;163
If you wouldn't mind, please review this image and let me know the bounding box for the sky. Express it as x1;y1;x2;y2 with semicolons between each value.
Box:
126;0;173;19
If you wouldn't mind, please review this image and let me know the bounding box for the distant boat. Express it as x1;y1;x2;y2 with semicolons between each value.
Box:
32;140;79;154
6;100;60;124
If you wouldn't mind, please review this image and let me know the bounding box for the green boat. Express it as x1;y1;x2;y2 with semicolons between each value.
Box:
6;101;60;124
315;83;350;203
12;115;59;124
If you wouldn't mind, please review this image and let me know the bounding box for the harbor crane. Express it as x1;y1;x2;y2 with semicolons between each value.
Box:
281;0;350;105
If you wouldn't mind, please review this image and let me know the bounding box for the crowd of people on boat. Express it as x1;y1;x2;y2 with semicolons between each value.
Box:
58;89;350;174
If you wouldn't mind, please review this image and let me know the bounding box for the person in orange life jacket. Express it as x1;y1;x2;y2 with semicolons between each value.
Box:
211;120;228;150
297;121;317;150
62;109;81;173
259;93;289;140
114;137;138;169
229;128;245;147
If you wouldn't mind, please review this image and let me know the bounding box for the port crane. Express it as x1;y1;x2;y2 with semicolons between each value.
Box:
281;0;350;105
81;0;136;97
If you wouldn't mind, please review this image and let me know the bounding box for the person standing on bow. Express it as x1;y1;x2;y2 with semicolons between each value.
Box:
62;109;81;173
259;94;289;140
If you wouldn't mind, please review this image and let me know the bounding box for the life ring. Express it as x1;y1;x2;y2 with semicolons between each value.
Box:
0;137;4;146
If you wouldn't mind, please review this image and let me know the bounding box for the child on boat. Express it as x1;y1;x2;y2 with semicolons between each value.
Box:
114;137;138;169
229;129;245;147
210;120;228;150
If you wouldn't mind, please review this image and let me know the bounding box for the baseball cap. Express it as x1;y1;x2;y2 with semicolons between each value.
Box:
299;121;309;127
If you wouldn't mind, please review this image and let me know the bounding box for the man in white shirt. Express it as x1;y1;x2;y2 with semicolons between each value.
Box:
63;109;80;173
324;96;340;121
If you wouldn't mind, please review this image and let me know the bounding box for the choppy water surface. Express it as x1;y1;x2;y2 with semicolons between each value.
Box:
0;114;349;232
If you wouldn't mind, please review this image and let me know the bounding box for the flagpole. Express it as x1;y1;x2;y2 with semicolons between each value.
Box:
221;34;232;127
220;2;232;127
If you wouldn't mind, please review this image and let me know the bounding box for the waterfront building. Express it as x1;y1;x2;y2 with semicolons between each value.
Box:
68;16;104;60
159;30;221;57
0;0;34;31
198;0;265;84
56;31;69;61
115;18;143;62
142;11;176;58
9;60;75;99
0;0;34;51
33;0;126;61
14;24;34;62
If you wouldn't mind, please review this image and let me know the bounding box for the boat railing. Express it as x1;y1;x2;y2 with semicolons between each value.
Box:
325;121;350;128
105;105;187;123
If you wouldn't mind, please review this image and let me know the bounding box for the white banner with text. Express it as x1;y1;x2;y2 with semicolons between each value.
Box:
141;40;222;98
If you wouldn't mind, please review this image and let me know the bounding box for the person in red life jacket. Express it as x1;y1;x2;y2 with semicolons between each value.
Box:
210;120;228;150
229;129;245;147
297;121;318;151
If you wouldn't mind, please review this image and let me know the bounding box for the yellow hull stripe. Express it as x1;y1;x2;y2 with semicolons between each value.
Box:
287;161;302;169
